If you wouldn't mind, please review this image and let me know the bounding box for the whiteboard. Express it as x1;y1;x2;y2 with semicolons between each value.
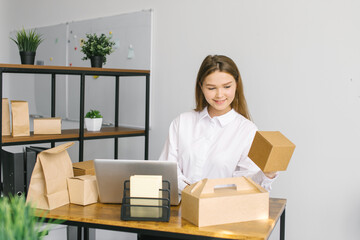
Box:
32;10;152;128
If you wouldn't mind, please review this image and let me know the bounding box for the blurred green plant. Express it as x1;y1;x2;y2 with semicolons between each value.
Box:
10;28;44;52
85;109;103;119
0;195;63;240
81;33;115;65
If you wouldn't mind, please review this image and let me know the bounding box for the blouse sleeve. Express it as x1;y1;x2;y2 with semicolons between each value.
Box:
159;117;192;193
233;155;278;191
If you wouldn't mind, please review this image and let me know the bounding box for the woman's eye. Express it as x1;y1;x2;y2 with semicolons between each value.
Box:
224;85;231;89
208;88;216;90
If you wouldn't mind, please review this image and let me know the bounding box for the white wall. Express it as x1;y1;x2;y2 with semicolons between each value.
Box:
2;0;360;240
0;0;10;96
0;2;9;62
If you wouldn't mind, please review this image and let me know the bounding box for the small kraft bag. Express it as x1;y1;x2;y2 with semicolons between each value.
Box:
2;98;11;136
26;142;75;210
11;100;30;137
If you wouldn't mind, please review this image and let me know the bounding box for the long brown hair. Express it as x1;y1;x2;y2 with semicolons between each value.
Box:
195;55;251;120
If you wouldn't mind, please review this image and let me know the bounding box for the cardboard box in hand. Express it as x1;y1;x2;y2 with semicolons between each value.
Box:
248;131;295;172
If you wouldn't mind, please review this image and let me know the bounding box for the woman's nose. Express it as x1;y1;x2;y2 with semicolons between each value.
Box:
216;89;223;97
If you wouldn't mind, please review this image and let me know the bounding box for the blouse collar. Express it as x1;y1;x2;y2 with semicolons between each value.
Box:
199;107;238;127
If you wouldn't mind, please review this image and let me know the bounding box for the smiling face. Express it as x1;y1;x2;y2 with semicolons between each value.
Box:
201;71;237;117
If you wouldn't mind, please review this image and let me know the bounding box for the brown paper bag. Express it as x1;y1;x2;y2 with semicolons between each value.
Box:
2;98;11;136
11;100;30;136
33;117;62;134
26;142;75;210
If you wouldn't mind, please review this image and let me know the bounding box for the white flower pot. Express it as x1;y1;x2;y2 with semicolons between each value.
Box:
85;118;103;131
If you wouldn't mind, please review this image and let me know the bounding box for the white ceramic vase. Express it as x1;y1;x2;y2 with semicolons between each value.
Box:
85;118;103;131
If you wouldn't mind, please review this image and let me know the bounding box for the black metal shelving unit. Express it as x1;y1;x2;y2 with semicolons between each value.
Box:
0;64;150;194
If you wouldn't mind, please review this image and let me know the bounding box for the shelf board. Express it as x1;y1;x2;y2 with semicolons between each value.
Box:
0;64;150;76
2;127;145;144
84;126;145;138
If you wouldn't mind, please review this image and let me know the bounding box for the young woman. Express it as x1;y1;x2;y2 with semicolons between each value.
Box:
160;55;277;193
139;55;277;240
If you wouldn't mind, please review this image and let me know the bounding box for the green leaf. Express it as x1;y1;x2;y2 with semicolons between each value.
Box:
85;109;103;118
0;195;64;240
80;33;115;65
10;28;43;52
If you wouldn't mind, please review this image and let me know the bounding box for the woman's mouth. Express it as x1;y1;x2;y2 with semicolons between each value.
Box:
214;99;226;105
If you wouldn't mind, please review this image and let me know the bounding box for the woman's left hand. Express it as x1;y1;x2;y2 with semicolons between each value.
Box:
264;171;277;179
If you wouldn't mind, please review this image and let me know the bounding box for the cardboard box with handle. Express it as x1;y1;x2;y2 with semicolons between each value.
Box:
181;177;269;227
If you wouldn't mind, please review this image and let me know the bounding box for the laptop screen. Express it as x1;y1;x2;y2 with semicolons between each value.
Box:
94;159;180;205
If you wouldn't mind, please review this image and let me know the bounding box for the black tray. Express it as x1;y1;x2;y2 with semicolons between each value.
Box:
121;180;170;222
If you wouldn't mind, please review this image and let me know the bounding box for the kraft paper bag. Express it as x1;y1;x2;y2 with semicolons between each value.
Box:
26;142;75;210
11;100;30;137
2;98;10;136
33;117;62;134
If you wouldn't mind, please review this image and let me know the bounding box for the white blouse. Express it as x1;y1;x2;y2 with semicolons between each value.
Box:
159;107;276;193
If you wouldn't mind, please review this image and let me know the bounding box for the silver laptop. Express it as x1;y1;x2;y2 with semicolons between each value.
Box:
94;159;180;205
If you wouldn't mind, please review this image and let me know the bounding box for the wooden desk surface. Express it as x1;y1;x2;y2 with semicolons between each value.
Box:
37;198;286;240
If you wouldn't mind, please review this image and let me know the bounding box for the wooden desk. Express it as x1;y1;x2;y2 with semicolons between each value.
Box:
36;198;286;240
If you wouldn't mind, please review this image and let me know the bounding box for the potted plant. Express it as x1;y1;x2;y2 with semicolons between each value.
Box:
81;33;115;68
10;28;43;65
85;109;103;131
0;195;61;239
